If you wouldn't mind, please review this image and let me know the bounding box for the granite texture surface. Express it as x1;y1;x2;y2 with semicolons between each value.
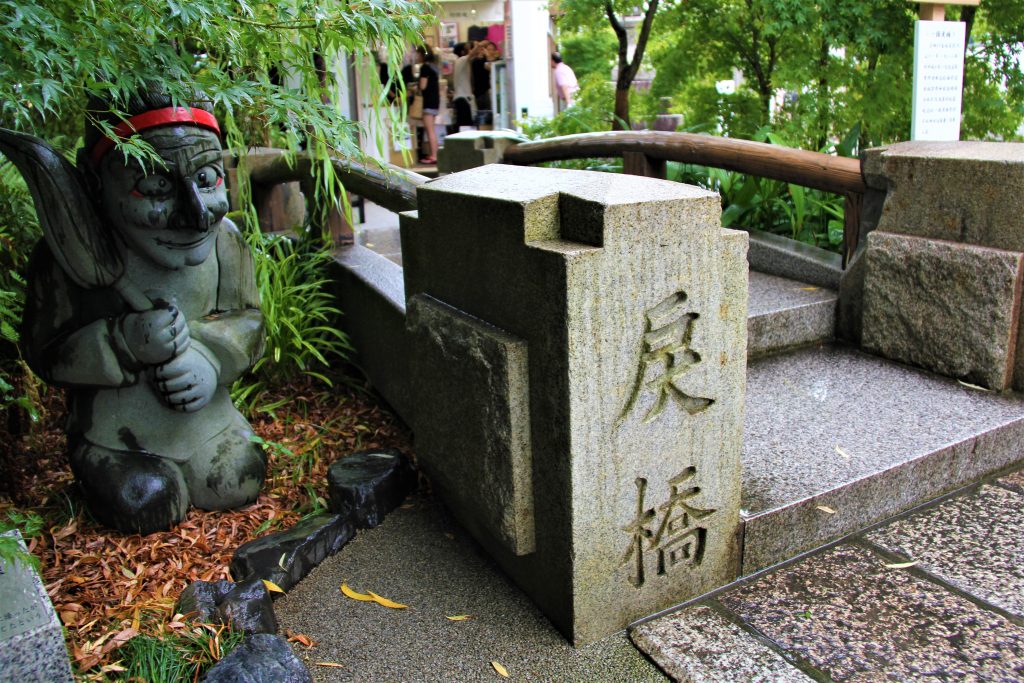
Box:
408;294;535;555
437;131;523;174
862;141;1024;252
273;497;667;682
403;164;747;644
741;344;1024;572
867;485;1024;619
861;231;1023;390
631;604;816;683
747;271;836;357
0;532;74;683
720;543;1024;682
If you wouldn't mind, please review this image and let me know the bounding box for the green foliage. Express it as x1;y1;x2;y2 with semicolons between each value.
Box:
521;73;616;139
0;0;434;164
667;127;845;252
232;231;353;413
558;27;617;83
119;625;245;683
0;510;44;572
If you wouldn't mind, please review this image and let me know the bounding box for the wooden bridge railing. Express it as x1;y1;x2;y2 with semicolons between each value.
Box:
501;131;866;265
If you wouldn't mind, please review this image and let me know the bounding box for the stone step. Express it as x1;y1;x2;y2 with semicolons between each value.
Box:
740;343;1024;574
747;271;836;357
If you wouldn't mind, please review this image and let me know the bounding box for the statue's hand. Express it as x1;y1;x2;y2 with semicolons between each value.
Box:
153;347;217;413
120;304;190;366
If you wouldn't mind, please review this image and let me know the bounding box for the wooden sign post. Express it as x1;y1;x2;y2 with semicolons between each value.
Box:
908;0;979;141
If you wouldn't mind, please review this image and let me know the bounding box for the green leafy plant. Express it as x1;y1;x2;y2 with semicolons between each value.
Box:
0;510;45;572
232;231;353;413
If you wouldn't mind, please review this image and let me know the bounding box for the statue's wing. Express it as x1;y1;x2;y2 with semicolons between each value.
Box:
0;127;120;288
0;128;149;310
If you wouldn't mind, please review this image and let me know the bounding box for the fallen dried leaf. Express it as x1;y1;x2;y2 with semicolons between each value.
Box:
491;660;510;677
262;579;285;593
286;630;318;648
341;583;375;602
884;560;919;569
799;286;820;291
446;615;473;621
835;445;851;459
368;591;408;609
957;379;991;392
316;662;345;668
816;505;837;515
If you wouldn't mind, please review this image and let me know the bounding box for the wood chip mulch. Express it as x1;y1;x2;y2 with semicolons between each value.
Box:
0;375;412;678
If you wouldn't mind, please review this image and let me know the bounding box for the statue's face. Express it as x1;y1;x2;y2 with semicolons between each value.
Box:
99;126;227;270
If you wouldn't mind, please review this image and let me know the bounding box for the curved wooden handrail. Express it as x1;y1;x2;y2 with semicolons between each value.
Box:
242;148;429;214
501;131;865;196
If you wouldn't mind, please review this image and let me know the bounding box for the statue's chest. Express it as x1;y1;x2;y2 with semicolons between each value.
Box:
129;254;219;320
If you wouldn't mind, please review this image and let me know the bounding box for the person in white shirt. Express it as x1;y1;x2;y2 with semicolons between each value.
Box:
551;52;579;109
451;42;476;130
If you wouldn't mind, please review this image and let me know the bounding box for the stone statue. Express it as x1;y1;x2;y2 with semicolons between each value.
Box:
1;91;266;534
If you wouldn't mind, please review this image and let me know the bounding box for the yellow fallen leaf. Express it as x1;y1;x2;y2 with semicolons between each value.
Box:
884;561;919;569
340;583;375;602
835;445;851;459
446;615;473;621
816;505;836;514
262;579;285;594
799;286;820;291
491;660;510;677
958;379;991;392
316;662;345;668
368;591;408;609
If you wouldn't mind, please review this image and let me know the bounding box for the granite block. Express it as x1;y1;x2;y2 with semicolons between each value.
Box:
404;164;747;644
408;294;535;556
747;271;836;357
863;141;1024;252
0;531;74;683
867;485;1024;619
631;604;816;683
437;131;523;174
741;344;1024;572
274;498;666;682
861;231;1024;390
720;544;1024;682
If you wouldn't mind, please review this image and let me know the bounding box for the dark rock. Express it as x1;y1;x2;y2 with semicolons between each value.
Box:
327;448;416;528
230;513;355;592
201;634;312;683
176;580;234;622
215;579;278;634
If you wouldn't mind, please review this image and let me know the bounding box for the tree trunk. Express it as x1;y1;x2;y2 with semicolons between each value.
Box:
613;87;630;130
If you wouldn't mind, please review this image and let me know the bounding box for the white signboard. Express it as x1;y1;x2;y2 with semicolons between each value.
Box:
911;20;966;141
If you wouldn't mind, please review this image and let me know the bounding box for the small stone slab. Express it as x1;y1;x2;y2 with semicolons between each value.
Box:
230;513;355;592
0;531;74;683
177;578;278;634
327;448;416;529
862;231;1024;390
201;633;312;683
867;485;1024;619
720;543;1024;682
631;604;815;683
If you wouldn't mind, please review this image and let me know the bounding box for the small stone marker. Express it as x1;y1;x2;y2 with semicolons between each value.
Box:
403;164;747;644
0;531;74;683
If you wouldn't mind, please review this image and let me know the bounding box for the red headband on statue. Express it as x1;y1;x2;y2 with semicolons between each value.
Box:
89;107;221;166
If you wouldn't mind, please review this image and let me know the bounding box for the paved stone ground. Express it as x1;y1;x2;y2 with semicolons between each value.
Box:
633;467;1024;682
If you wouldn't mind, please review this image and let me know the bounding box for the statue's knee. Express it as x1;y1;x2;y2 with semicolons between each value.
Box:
184;427;266;511
70;441;188;534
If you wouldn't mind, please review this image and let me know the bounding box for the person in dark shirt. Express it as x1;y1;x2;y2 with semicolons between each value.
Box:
416;46;440;164
471;40;498;125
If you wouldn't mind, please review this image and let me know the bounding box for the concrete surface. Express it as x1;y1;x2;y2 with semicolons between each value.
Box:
273;497;666;682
